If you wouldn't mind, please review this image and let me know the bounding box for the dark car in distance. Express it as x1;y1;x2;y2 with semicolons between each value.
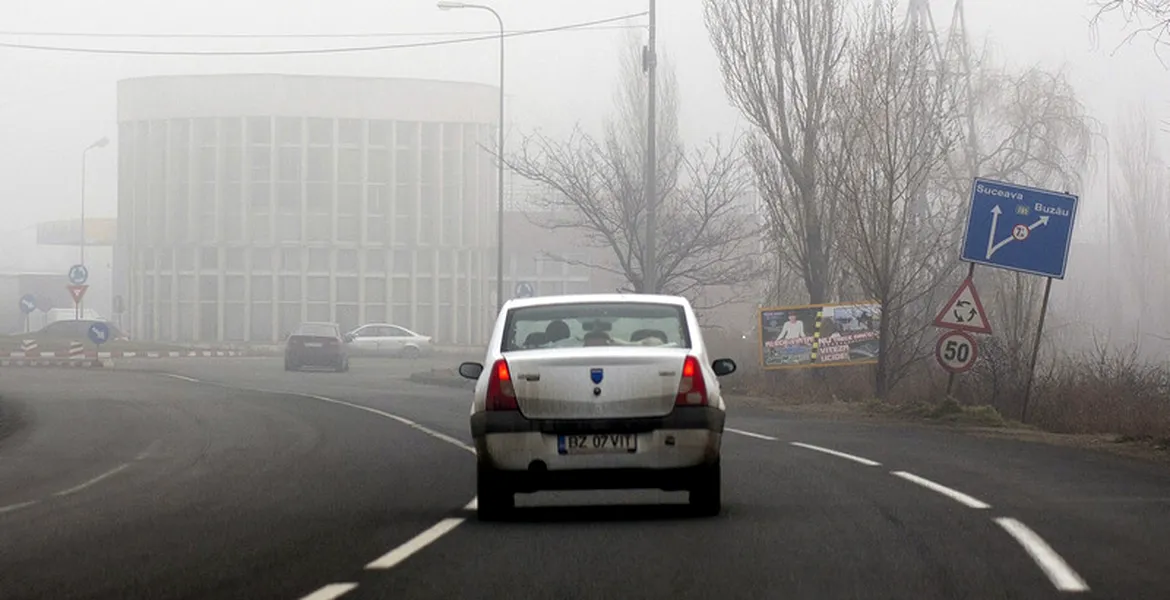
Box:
284;322;349;372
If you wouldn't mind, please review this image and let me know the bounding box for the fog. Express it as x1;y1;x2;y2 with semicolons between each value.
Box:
1;0;1168;363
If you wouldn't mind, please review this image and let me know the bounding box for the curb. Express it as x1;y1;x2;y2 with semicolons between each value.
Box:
0;358;105;368
1;350;244;359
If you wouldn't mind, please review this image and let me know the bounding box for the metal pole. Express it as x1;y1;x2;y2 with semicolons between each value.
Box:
494;8;505;315
1019;276;1054;424
79;150;88;319
642;0;658;294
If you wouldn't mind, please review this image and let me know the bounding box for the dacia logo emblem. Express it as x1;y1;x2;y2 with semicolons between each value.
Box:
590;368;604;384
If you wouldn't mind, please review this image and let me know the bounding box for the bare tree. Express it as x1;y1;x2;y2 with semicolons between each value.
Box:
1092;0;1170;50
502;37;762;306
1112;107;1170;342
829;2;962;397
704;0;847;304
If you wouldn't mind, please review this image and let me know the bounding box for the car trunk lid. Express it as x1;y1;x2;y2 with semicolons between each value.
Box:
505;347;687;419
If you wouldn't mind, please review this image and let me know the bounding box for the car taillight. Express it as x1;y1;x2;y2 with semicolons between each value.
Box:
675;356;708;406
485;358;518;411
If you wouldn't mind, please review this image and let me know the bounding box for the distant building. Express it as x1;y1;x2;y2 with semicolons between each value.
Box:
115;74;499;344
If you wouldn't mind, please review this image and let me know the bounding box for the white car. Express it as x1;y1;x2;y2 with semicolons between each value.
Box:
344;323;433;358
459;293;737;520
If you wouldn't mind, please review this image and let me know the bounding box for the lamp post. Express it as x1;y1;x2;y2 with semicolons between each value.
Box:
438;1;506;314
80;136;109;318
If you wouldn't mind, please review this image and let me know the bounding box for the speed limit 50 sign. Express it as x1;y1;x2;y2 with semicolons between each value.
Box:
935;330;978;373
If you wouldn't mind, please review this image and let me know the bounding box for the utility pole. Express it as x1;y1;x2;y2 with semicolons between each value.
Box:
642;0;659;294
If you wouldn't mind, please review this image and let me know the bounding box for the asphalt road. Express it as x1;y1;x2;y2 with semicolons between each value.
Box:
0;356;1167;599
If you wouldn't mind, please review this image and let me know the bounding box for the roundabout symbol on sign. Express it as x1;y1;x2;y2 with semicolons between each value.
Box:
68;264;89;285
935;330;978;374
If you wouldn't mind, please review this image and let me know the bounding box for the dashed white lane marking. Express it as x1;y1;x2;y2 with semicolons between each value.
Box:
53;463;131;497
995;517;1090;592
298;582;359;600
162;373;200;383
304;394;475;454
366;498;478;570
136;439;161;461
0;500;38;515
727;428;778;441
892;471;991;509
791;442;881;466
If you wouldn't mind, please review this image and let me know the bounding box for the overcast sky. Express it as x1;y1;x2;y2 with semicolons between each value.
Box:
1;0;1167;271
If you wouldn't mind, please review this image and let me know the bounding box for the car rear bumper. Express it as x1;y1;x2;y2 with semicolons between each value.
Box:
471;406;723;475
286;349;345;365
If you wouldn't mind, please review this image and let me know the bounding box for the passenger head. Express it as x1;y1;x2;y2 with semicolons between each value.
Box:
545;319;570;342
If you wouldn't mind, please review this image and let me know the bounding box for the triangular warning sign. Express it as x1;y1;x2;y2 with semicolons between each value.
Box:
933;277;992;334
67;284;89;304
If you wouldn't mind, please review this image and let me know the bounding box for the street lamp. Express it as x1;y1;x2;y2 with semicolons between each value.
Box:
81;136;110;267
437;0;506;314
80;136;109;318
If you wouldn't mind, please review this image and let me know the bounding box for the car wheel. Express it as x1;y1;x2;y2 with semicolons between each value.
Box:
689;460;721;517
284;359;297;372
402;346;421;360
476;464;513;521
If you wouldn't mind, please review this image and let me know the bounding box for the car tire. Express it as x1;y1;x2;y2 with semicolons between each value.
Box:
402;346;421;360
284;359;297;372
689;460;721;517
476;464;513;521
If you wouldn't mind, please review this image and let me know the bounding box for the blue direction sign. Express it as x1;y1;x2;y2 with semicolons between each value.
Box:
515;281;535;298
68;264;89;285
959;178;1079;279
18;294;37;314
87;321;110;346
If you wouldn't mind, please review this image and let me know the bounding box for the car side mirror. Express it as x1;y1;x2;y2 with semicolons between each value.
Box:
712;358;737;377
343;333;355;343
458;362;484;380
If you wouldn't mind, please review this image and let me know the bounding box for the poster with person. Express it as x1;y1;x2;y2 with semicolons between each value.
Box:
758;301;882;369
759;306;819;367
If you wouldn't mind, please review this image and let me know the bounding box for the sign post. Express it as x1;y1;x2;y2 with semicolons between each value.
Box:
958;178;1079;421
68;264;90;319
19;293;36;333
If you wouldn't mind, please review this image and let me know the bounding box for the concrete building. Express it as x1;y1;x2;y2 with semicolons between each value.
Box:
115;74;500;344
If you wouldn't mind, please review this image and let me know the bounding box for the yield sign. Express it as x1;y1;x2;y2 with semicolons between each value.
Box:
933;277;992;334
67;284;89;304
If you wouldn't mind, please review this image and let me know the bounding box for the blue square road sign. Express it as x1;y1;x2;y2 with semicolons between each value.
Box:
959;178;1079;279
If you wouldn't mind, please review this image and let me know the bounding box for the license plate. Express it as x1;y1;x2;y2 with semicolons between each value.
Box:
304;342;323;348
557;434;637;455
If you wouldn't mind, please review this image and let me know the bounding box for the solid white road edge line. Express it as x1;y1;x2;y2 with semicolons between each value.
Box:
162;373;200;383
304;394;475;454
298;582;359;600
0;500;38;515
727;428;778;441
52;463;131;497
995;517;1090;592
891;471;991;509
366;497;478;570
791;442;881;466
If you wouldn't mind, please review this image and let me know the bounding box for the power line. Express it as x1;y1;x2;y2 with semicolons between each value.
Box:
0;13;647;56
0;25;640;39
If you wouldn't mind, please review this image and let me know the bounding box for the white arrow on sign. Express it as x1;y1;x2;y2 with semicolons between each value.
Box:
985;204;1050;259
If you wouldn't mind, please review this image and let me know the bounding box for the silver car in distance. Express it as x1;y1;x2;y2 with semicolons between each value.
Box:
459;294;738;521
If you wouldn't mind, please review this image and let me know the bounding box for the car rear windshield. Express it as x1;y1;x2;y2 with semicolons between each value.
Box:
294;323;338;337
502;302;691;352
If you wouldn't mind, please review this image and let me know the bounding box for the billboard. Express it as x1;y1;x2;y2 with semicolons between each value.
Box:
759;301;882;369
36;219;118;246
